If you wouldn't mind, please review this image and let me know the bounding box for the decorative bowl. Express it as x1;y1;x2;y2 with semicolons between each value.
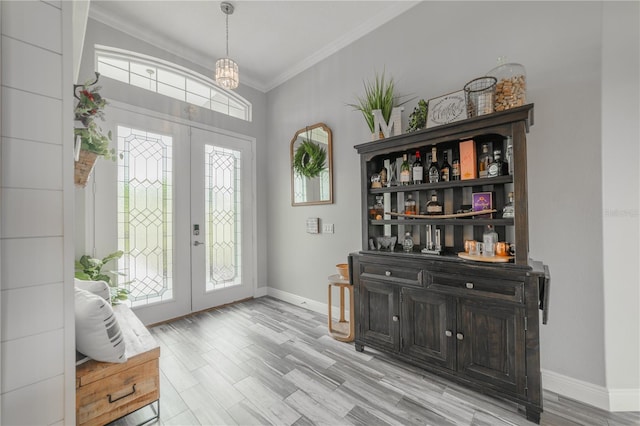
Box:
376;235;397;251
336;263;349;279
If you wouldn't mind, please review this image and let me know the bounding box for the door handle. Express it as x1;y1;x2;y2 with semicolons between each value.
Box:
193;241;204;246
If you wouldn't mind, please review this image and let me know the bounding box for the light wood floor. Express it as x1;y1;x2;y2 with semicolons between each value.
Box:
110;297;640;426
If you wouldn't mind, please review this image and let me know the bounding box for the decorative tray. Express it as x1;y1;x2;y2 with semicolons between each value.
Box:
457;252;513;263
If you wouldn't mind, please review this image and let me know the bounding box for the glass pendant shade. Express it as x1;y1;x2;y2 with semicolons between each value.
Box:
215;57;239;89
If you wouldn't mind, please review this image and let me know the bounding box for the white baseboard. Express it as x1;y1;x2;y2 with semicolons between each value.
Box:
542;369;640;412
265;287;349;320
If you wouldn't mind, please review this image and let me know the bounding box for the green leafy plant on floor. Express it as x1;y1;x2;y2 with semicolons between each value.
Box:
75;250;130;304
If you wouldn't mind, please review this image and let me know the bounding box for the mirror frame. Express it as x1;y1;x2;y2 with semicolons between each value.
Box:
290;123;333;206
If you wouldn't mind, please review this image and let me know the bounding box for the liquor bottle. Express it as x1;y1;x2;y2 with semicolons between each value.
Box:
440;152;451;182
505;136;514;175
487;150;506;177
428;147;440;183
478;143;492;178
400;153;411;185
451;149;461;181
502;191;515;218
402;232;414;253
404;194;417;215
425;191;443;215
412;151;424;184
482;225;498;257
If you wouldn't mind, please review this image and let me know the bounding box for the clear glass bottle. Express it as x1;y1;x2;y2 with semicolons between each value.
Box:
404;194;417;215
400;153;411;185
425;191;443;215
412;151;423;184
428;147;440;183
505;136;514;176
402;232;414;253
487;56;527;112
483;225;498;257
487;150;505;177
478;143;492;178
502;192;515;218
440;152;451;182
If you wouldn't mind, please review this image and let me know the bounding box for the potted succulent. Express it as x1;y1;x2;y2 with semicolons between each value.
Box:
348;71;412;139
75;250;130;305
73;72;114;187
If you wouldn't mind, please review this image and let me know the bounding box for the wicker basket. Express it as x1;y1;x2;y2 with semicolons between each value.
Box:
74;149;98;187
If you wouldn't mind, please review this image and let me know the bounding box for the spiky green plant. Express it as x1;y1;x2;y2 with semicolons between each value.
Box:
348;71;412;133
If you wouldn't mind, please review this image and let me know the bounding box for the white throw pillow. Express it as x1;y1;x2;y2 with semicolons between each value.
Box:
74;278;110;302
75;287;127;363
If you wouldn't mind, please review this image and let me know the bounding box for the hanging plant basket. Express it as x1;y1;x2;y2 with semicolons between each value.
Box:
74;149;98;187
72;72;114;188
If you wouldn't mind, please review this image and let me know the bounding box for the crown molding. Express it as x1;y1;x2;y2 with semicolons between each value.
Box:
264;1;420;92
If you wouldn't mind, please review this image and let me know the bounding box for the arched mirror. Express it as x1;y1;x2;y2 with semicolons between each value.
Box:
291;123;333;206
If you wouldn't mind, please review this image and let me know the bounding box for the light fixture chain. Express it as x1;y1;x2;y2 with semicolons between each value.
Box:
225;11;229;57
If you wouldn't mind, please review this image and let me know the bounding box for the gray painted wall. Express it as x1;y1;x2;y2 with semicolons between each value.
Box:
266;0;639;403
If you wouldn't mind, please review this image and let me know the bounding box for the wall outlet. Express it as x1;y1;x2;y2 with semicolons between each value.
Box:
323;223;334;234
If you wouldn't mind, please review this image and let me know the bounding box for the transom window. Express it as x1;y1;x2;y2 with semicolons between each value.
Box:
95;45;251;121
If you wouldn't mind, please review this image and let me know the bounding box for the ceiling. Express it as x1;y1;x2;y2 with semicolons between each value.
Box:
89;1;420;92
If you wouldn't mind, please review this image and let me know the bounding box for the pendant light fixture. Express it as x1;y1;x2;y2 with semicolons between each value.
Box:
215;1;239;90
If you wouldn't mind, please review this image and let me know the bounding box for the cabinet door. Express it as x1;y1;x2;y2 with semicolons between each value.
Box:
359;279;399;351
401;288;456;370
457;299;526;395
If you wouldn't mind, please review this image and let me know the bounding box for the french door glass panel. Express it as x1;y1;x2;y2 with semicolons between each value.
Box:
204;144;242;291
117;125;174;307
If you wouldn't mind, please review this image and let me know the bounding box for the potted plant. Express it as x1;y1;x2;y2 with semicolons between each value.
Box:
74;72;114;187
75;250;130;305
348;71;412;139
407;99;429;132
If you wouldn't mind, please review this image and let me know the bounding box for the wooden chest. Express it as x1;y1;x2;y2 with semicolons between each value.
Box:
76;304;160;426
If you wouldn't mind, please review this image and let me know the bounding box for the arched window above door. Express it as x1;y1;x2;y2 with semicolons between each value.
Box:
94;45;252;121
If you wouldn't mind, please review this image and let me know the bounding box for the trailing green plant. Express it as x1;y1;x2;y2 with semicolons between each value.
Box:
74;122;115;159
74;73;115;160
75;250;130;304
293;139;327;178
348;71;413;133
407;99;429;132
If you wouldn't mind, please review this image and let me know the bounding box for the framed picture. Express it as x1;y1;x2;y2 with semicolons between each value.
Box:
426;90;467;128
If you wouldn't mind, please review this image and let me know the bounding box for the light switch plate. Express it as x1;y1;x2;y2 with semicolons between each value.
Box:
323;223;334;234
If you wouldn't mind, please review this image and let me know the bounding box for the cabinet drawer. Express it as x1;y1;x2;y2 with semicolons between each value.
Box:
76;358;159;426
428;272;524;304
361;263;422;286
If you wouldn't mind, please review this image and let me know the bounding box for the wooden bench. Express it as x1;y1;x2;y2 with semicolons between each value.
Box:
76;304;160;426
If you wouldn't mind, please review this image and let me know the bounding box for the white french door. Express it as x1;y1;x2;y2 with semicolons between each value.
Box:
190;128;254;311
91;106;254;325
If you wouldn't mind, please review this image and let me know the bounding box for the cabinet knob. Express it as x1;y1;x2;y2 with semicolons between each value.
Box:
385;271;392;277
445;330;453;337
392;315;399;322
465;282;474;289
456;332;464;341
